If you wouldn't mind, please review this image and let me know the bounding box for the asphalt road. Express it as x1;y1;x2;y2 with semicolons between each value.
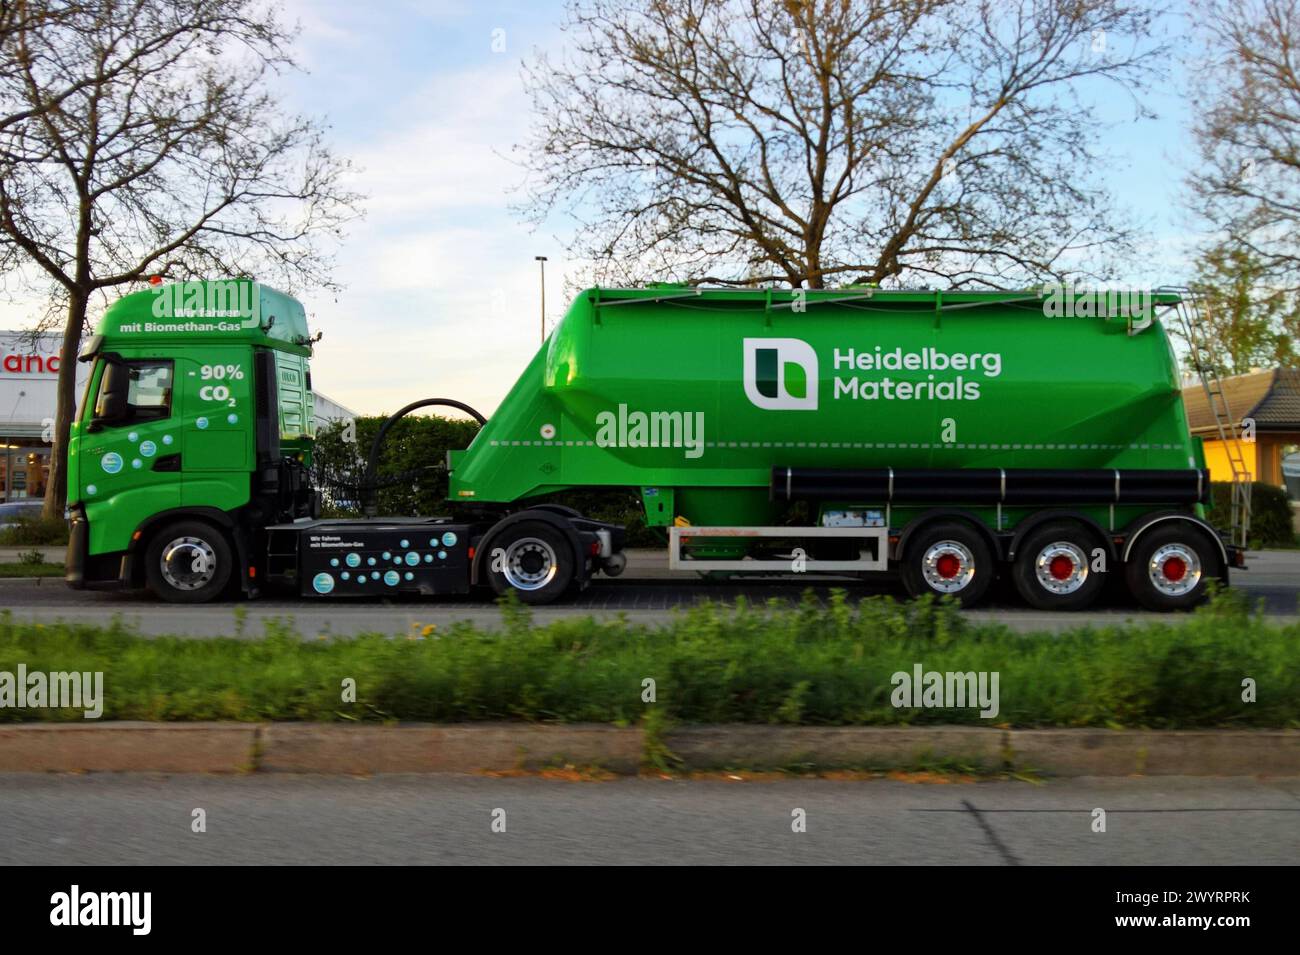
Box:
1;548;1296;637
0;773;1296;865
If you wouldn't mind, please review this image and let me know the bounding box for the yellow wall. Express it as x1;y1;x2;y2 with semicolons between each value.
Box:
1196;441;1258;485
1202;438;1259;483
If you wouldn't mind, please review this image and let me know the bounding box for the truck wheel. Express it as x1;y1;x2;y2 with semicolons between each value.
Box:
1011;521;1106;611
144;520;233;604
1124;523;1218;612
900;521;994;607
486;522;575;605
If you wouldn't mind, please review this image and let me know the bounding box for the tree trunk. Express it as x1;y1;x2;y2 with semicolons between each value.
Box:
42;291;88;519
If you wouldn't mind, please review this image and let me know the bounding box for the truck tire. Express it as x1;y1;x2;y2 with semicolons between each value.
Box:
144;520;233;604
900;520;994;607
1011;521;1107;611
485;522;575;605
1124;523;1218;612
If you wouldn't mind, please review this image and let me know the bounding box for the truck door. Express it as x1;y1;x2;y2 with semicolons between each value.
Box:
80;356;183;528
176;348;254;510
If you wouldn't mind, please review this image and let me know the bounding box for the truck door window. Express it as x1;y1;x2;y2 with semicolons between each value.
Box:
93;360;174;424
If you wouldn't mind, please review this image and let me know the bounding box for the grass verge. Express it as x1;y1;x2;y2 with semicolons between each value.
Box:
0;562;65;578
0;589;1296;726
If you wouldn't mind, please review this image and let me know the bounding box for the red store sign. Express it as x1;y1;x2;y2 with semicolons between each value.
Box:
1;352;60;374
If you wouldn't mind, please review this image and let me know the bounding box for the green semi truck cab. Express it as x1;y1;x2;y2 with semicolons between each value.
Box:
68;280;318;593
67;279;1243;611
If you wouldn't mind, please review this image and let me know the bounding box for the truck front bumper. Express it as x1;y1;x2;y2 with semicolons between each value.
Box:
65;509;130;590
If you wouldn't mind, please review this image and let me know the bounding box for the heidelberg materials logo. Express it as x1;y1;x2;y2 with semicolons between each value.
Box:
743;338;819;411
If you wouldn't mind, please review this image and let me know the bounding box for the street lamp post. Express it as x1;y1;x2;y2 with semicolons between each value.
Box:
534;256;548;343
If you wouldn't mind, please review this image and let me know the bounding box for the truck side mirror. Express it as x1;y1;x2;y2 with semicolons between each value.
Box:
92;361;131;428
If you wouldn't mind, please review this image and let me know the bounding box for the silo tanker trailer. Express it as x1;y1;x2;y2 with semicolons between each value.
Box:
66;280;1243;610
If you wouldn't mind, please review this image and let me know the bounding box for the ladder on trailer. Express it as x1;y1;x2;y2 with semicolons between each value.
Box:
1157;286;1252;549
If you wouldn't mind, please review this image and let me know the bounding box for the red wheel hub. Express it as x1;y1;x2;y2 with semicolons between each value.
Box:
1162;556;1187;582
935;553;962;579
1048;554;1075;580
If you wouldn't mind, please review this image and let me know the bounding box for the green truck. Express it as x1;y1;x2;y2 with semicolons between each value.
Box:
67;279;1244;611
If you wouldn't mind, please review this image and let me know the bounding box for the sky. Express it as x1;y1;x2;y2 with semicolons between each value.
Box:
272;0;575;418
1;0;1205;418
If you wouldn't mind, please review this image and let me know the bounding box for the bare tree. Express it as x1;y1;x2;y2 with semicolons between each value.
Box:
1189;0;1300;295
0;0;361;516
518;0;1166;290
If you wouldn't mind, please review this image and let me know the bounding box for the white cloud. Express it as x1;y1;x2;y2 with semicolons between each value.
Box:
300;41;583;417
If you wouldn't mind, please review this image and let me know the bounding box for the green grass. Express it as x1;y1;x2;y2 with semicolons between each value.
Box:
1;588;1297;727
0;562;65;578
0;516;70;547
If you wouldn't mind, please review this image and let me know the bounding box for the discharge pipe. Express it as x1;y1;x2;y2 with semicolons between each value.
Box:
772;467;1209;506
362;399;487;517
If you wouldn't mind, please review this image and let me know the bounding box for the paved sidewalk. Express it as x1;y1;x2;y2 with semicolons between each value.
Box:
0;545;64;564
1;773;1296;865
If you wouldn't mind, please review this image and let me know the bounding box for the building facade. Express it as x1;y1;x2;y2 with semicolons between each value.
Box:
1181;368;1300;489
0;332;87;501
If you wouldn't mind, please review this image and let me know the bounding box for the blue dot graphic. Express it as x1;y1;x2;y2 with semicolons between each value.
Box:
227;413;238;424
404;572;414;581
438;551;446;560
196;417;208;430
382;552;391;560
341;571;350;580
400;539;409;548
132;459;142;469
442;532;458;547
139;440;156;457
312;573;334;595
405;552;419;566
330;558;339;567
162;434;174;446
367;557;376;566
86;484;97;495
424;554;433;563
383;570;400;586
371;571;380;580
128;431;139;442
100;452;123;474
345;553;360;567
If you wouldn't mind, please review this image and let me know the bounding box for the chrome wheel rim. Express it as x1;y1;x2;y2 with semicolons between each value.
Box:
1033;541;1089;595
160;536;217;591
503;537;558;591
1148;543;1201;596
921;540;976;593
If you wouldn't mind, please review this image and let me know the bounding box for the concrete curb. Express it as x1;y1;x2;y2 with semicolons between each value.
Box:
663;725;1006;770
0;723;1296;776
0;722;258;772
259;723;642;774
1005;729;1300;776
